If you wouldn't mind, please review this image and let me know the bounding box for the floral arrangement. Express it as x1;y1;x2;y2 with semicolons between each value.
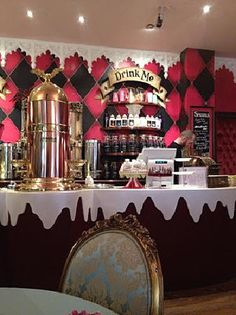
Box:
68;310;101;315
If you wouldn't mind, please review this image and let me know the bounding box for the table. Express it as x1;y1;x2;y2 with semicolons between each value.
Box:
0;288;118;315
0;187;236;291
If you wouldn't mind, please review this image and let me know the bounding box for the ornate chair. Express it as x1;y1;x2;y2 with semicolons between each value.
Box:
59;214;164;315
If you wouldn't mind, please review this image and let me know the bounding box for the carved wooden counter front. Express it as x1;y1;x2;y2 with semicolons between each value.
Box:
0;187;235;291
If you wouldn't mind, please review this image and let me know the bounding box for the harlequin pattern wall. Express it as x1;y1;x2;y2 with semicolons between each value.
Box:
1;46;235;176
0;49;186;146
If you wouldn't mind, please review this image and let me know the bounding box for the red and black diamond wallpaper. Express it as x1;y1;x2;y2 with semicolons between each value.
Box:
0;46;235;173
0;47;214;144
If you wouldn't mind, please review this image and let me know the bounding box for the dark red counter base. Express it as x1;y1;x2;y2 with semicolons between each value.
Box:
0;196;235;292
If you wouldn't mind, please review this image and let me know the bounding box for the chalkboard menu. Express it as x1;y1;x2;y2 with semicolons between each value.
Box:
191;108;213;157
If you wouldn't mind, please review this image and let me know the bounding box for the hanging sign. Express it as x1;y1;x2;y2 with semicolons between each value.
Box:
99;67;167;107
108;67;161;90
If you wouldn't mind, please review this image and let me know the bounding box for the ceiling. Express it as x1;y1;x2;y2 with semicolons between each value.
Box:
1;0;236;58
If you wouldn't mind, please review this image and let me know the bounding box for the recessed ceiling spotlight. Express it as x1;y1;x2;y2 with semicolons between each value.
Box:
26;10;33;18
203;5;211;14
78;15;85;24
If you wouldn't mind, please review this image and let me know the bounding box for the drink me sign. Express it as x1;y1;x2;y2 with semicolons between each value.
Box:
108;67;161;90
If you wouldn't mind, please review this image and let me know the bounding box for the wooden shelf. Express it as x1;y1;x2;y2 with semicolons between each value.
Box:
107;101;160;106
102;127;165;136
103;126;164;133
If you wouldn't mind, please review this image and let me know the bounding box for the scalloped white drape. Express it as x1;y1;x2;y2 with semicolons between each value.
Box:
0;187;235;229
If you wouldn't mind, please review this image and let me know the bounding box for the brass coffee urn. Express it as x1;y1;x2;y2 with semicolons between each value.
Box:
17;68;80;191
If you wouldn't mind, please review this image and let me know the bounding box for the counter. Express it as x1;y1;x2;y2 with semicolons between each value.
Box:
0;186;235;291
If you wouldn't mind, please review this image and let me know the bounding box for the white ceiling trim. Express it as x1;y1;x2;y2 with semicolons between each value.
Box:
216;57;236;81
0;37;179;75
1;37;236;80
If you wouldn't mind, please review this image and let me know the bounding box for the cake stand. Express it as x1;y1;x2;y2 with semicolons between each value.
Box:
119;170;147;189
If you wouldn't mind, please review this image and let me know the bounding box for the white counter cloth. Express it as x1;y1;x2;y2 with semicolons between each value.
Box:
0;287;117;315
0;186;235;229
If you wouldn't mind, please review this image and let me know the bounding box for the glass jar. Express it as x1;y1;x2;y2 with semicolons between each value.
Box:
147;135;154;147
103;135;111;154
111;135;120;153
153;136;159;147
128;134;136;152
103;161;110;179
119;134;127;153
139;134;147;151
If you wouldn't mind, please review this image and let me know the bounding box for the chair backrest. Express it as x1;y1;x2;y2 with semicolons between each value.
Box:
59;214;164;315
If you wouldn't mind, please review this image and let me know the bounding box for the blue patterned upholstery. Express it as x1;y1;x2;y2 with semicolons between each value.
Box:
60;215;163;315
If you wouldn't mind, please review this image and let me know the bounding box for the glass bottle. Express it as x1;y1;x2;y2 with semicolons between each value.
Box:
109;114;116;127
146;115;152;128
155;114;162;130
122;114;128;127
151;115;156;128
116;114;122;127
128;114;134;127
103;109;109;128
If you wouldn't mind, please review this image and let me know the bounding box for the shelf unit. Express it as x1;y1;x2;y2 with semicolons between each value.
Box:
100;80;165;180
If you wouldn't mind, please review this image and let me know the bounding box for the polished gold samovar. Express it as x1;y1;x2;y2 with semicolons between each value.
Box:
16;68;81;191
68;102;86;178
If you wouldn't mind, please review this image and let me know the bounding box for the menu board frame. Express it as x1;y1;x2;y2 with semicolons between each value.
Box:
190;106;214;157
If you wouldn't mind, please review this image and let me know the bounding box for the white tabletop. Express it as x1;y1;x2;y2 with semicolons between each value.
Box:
0;288;118;315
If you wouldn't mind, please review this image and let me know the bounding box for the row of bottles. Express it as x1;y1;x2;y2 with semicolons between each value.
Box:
103;134;166;154
111;87;159;104
104;112;162;129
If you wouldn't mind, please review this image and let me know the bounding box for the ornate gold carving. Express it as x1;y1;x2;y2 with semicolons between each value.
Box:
29;68;67;103
15;177;81;191
31;68;63;82
59;213;164;315
0;76;11;100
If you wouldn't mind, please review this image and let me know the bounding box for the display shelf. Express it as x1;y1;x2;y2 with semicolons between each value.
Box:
107;101;159;107
102;127;164;134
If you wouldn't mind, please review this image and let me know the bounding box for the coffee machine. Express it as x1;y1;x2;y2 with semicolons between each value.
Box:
15;68;82;191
